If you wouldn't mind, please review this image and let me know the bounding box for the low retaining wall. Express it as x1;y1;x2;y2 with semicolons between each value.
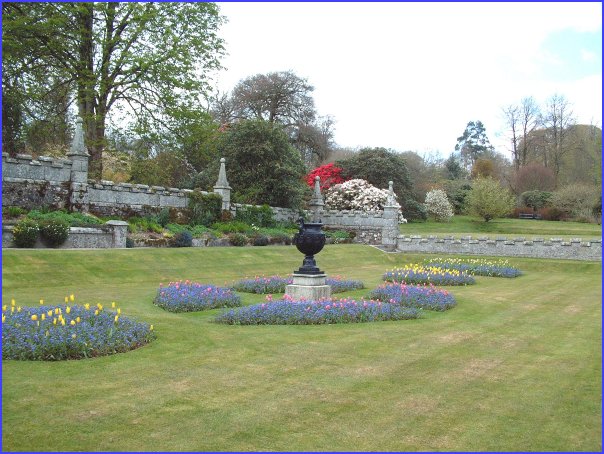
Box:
396;235;602;261
2;220;129;249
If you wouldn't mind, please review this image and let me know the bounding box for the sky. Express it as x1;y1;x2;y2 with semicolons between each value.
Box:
210;2;602;161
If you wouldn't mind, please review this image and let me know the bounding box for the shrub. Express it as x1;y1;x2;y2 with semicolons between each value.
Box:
153;281;241;312
424;258;522;278
520;191;552;211
125;238;135;248
466;177;515;222
305;163;346;190
3;206;26;219
188;191;222;226
325;179;393;212
369;283;457;311
26;209;102;227
2;301;155;360
211;221;251;234
252;235;269;246
39;219;70;247
157;207;171;227
229;232;248;246
234;204;276;228
170;231;193;247
401;198;427;221
12;218;40;248
383;264;475;286
127;216;163;234
214;296;422;325
538;206;563;221
424;189;454;222
550;184;600;220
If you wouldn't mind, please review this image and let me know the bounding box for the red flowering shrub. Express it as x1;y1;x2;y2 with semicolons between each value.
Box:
306;163;346;190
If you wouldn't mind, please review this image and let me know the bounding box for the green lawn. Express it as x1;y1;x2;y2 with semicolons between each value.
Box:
2;245;601;451
401;215;602;239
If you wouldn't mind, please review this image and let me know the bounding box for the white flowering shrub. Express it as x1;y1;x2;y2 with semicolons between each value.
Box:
325;179;390;212
424;189;454;222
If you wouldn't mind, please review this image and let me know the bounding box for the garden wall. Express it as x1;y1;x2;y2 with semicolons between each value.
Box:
2;220;128;249
396;235;602;261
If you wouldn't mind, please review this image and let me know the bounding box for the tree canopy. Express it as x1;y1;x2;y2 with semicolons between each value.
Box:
2;2;225;179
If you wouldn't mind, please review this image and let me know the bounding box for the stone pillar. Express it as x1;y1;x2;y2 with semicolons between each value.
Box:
213;157;231;211
66;117;90;211
308;176;325;223
382;181;400;251
106;220;129;248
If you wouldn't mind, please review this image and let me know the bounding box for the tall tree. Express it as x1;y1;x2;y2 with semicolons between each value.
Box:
212;70;335;167
454;121;494;170
501;103;521;169
519;97;540;167
542;94;576;184
3;2;225;179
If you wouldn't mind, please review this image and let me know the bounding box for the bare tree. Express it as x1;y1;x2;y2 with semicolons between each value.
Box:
502;104;521;169
542;94;576;184
519;97;540;166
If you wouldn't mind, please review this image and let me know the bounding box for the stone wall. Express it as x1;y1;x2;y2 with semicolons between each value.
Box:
2;220;129;249
396;235;602;261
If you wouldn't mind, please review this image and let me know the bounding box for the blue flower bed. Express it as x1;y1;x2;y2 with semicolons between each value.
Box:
214;297;421;325
369;283;457;311
2;303;155;361
232;275;364;294
423;258;522;278
383;264;475;286
154;280;241;312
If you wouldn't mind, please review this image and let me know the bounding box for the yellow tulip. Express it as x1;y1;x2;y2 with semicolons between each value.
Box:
55;308;61;315
2;305;6;311
150;325;154;331
70;320;76;326
61;319;66;326
2;315;5;323
94;310;99;316
11;307;14;313
11;299;16;306
31;314;38;321
117;308;121;315
66;306;71;314
47;310;53;317
76;317;81;323
114;315;119;323
41;314;46;321
97;303;103;311
72;334;76;339
53;318;57;325
70;294;75;302
84;303;90;310
39;299;44;305
111;302;116;308
65;296;69;303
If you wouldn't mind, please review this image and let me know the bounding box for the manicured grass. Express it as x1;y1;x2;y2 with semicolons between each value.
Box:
401;215;602;239
2;245;601;451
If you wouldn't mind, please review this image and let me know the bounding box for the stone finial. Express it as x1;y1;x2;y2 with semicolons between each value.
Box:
215;157;231;189
68;117;89;157
385;180;398;207
309;176;324;223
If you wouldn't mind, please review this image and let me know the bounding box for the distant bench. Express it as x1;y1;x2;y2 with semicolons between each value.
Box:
519;213;542;220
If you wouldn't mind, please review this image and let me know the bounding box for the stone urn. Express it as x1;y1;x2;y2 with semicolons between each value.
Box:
293;218;326;275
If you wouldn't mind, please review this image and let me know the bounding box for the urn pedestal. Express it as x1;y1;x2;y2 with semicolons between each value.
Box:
285;220;331;300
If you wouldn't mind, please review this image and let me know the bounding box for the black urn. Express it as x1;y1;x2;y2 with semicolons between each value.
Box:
293;218;326;275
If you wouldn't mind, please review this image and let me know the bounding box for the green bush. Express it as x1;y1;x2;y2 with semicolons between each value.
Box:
234;204;276;228
402;198;427;221
520;191;552;211
3;206;27;219
252;235;269;246
39;219;70;247
125;237;135;248
211;221;251;234
12;218;40;248
228;232;248;246
157;207;171;227
26;209;102;227
127;216;163;234
189;191;222;226
170;231;193;247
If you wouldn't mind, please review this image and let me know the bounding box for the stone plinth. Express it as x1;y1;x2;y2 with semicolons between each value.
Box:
285;273;331;300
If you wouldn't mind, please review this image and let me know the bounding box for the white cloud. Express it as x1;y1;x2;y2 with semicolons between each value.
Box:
213;2;602;156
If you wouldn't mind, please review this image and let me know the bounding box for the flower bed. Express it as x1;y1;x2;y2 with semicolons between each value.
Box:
423;258;522;278
369;283;457;311
214;296;421;325
153;280;241;312
232;275;364;294
2;300;155;361
383;264;475;286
